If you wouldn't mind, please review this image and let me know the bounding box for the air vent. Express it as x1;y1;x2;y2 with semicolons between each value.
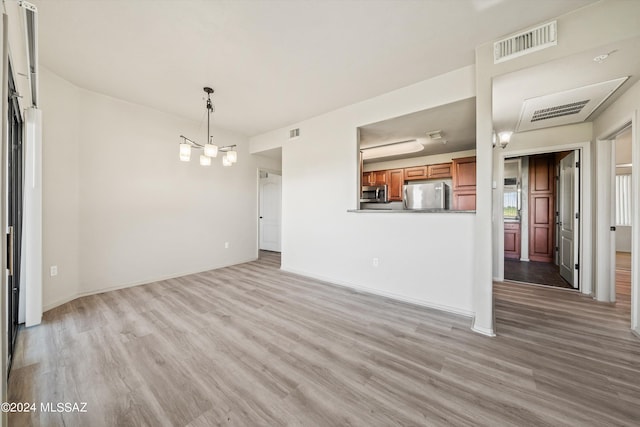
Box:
494;21;557;64
516;77;628;132
531;100;589;122
289;128;300;139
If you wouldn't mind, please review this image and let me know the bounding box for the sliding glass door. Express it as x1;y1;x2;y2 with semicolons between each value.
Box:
7;63;23;370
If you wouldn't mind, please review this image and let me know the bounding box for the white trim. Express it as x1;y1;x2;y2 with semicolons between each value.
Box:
631;111;639;331
280;265;474;318
495;141;592;296
595;139;614;302
43;257;258;312
471;323;496;337
22;107;42;327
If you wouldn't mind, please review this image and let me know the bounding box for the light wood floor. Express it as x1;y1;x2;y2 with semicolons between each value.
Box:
9;251;640;426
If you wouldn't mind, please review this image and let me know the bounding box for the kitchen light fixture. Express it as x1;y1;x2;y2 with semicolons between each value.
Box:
179;87;237;166
497;131;513;149
361;139;424;160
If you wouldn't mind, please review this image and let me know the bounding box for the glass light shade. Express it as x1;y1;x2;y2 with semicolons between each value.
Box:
199;154;212;166
226;149;237;163
179;143;191;161
498;131;513;148
204;143;218;157
222;154;232;167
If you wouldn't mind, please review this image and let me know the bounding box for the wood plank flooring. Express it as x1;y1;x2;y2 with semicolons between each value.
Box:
8;251;640;426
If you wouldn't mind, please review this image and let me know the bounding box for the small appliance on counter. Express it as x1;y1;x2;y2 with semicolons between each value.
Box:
360;185;388;203
403;182;449;210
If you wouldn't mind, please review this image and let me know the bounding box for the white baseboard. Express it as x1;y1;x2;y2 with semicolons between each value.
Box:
519;258;530;262
280;265;474;318
471;321;496;337
43;257;258;312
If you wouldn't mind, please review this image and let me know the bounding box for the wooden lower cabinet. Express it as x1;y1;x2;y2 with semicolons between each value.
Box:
452;191;476;211
504;222;521;260
387;169;404;201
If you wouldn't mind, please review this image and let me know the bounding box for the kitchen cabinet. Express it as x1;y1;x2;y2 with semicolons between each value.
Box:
504;222;521;259
387;169;404;201
362;172;374;186
427;162;452;179
372;170;387;185
452;156;476;210
362;170;388;186
404;166;428;181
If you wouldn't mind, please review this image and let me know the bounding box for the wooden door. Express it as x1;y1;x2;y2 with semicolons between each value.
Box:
529;154;555;262
387;169;404;201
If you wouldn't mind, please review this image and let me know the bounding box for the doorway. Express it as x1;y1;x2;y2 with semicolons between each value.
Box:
7;63;24;371
613;127;633;312
503;150;581;290
258;170;282;254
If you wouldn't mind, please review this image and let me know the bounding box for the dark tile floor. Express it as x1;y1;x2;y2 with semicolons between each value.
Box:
504;259;574;289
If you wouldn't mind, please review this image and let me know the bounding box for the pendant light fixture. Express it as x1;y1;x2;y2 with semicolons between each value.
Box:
179;87;238;166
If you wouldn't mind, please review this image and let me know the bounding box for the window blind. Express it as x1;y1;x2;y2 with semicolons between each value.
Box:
615;174;632;226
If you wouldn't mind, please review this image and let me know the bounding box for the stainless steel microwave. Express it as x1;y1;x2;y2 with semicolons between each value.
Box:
360;185;388;203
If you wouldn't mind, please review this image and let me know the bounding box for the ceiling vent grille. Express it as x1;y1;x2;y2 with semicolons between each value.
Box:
494;21;557;64
531;100;589;122
289;128;300;139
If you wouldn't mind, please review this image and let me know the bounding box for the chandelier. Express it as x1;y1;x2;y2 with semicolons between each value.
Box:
179;87;237;166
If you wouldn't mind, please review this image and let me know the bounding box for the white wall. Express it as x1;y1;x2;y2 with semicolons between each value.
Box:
251;65;476;315
41;67;80;308
42;67;279;310
616;226;632;252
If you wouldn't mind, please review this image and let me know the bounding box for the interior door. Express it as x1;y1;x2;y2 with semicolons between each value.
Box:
7;65;24;369
528;154;555;262
559;151;579;288
259;172;282;252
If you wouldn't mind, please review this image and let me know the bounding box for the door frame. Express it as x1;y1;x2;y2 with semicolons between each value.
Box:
596;113;639;334
495;141;591;296
256;168;282;258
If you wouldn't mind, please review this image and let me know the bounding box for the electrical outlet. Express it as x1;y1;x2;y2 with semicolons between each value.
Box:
224;242;230;249
50;266;58;277
372;258;379;267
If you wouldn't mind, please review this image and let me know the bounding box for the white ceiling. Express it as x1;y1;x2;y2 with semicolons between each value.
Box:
359;97;476;162
493;36;640;133
31;0;596;136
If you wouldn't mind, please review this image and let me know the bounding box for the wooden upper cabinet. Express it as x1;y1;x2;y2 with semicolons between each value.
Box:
404;166;428;181
387;169;404;201
427;162;452;179
362;170;389;187
452;156;476;191
372;170;387;185
362;172;374;186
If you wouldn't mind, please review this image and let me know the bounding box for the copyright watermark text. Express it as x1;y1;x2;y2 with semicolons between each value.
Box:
1;402;88;413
